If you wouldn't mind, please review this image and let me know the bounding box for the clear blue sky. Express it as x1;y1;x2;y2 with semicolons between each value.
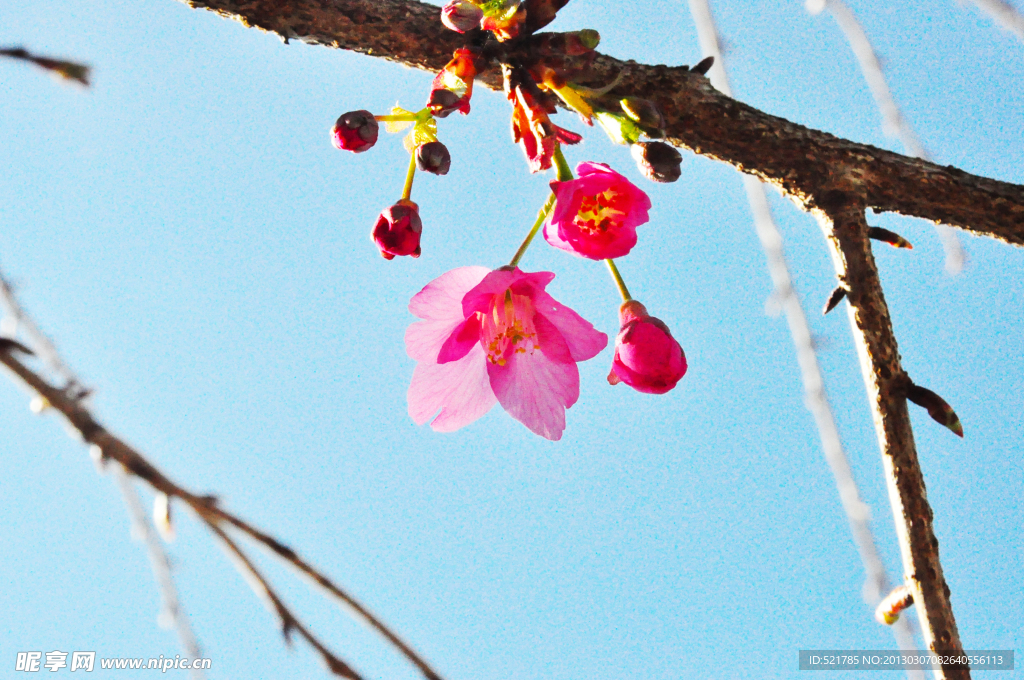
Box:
2;0;1022;678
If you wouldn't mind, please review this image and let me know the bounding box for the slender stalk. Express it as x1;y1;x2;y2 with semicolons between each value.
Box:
374;113;420;123
508;145;574;268
400;151;417;201
508;193;556;268
553;145;573;181
604;259;631;301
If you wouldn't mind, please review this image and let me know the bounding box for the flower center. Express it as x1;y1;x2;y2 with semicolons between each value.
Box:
574;190;627;235
482;290;540;366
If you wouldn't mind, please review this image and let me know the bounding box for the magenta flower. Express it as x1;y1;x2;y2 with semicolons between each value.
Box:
608;300;687;394
543;162;652;259
406;266;608;440
372;200;422;260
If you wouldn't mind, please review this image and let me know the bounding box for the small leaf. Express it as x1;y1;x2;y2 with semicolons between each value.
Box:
906;383;964;437
384;106;415;133
868;226;913;249
823;286;847;315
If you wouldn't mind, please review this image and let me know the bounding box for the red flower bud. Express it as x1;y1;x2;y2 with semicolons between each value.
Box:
440;0;484;32
416;141;451;176
331;110;379;153
631;142;682;183
608;300;687;394
372;200;422;260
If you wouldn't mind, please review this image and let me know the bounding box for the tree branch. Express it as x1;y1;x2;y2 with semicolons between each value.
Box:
178;0;1024;245
0;346;444;680
686;3;922;674
813;194;966;678
806;0;965;274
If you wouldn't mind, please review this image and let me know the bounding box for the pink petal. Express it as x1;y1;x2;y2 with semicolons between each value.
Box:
437;313;482;364
408;344;497;432
407;266;489;362
409;266;490;320
487;313;578;441
529;293;608;361
461;268;556;316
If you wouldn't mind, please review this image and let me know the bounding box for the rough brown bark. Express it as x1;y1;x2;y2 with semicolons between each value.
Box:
180;0;1024;245
814;195;966;678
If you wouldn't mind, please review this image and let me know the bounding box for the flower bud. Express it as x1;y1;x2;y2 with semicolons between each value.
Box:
416;141;451;176
620;97;666;131
631;142;682;183
372;200;422;260
331;110;379;153
608;300;687;394
441;0;484;32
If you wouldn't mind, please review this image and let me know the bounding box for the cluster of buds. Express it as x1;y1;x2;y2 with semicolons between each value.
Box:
328;0;704;440
330;49;482;260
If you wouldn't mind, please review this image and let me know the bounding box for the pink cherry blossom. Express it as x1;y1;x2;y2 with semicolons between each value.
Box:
608;300;687;394
406;266;608;440
543;162;652;259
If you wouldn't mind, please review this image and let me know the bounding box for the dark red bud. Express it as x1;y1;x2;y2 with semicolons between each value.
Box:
331;110;378;153
416;141;451;176
372;200;422;260
631;142;682;183
427;89;462;119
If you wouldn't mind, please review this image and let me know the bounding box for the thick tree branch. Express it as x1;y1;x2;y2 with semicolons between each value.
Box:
814;194;966;678
179;0;1024;245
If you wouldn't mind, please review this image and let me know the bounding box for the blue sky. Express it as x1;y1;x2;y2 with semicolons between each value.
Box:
1;0;1022;678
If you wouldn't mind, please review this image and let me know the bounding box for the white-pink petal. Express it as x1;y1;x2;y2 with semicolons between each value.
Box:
408;344;497;432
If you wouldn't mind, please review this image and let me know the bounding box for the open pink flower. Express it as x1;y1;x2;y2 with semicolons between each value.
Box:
543;162;652;259
608;300;687;394
406;266;608;440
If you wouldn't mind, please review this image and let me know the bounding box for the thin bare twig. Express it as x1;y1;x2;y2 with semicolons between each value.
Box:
0;46;90;86
805;0;965;274
202;517;362;679
112;467;206;680
686;2;921;672
813;193;967;679
0;320;445;680
0;267;202;669
962;0;1024;40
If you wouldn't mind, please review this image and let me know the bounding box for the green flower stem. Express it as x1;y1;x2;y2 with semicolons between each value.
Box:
400;151;417;201
375;108;432;123
508;193;556;268
605;258;632;301
508;145;575;268
553;145;574;181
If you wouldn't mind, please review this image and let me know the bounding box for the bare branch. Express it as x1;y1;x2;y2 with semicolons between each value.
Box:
202;517;362;679
806;0;965;274
963;0;1024;41
813;194;966;678
686;1;921;672
176;0;1024;245
0;343;445;680
0;46;90;86
111;468;206;680
1;267;202;669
